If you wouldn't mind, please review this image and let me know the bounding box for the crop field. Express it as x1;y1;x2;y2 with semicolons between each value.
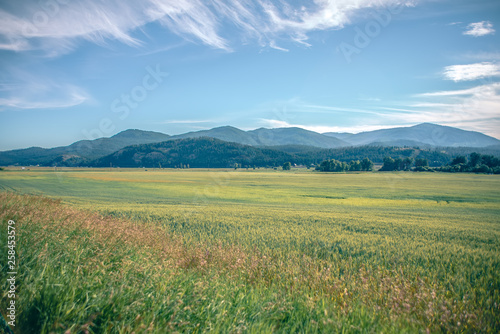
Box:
0;168;499;333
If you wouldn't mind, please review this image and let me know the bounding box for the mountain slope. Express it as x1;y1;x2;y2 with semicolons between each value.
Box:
90;137;294;168
324;123;500;147
169;126;259;146
249;127;349;148
169;126;349;148
0;129;170;166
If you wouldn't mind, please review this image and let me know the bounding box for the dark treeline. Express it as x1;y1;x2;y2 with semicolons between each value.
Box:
62;145;500;168
438;152;500;174
377;152;500;174
92;138;294;168
289;146;495;167
379;157;432;172
316;158;374;172
92;139;457;169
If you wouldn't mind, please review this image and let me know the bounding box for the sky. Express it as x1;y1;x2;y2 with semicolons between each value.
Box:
0;0;499;150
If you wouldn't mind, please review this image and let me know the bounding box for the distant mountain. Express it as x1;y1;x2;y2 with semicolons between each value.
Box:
260;145;324;155
323;123;500;147
367;140;432;148
249;127;349;148
90;138;500;169
169;126;258;146
170;126;348;148
322;132;355;141
0;129;170;166
90;137;294;168
2;123;499;167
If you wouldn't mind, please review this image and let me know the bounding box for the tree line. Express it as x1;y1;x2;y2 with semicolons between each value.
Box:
438;152;500;174
375;152;499;173
314;152;499;174
315;158;374;172
379;157;431;171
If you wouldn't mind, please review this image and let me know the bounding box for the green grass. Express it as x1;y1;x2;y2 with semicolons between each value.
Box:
0;168;499;333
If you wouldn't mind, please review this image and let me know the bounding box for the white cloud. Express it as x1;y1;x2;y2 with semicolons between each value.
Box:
0;86;88;109
0;69;90;110
443;62;500;82
416;83;500;97
259;118;400;134
0;0;415;54
458;51;500;62
463;21;495;37
401;82;500;138
161;119;213;124
269;40;289;52
147;0;231;50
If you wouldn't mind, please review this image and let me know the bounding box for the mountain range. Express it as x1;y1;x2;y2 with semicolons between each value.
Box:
0;130;170;166
323;123;500;147
169;126;349;148
1;123;499;167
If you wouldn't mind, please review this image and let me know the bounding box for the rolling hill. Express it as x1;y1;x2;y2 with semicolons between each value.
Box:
90;137;294;168
0;129;170;166
169;123;500;148
323;123;500;147
169;126;349;148
89;139;500;169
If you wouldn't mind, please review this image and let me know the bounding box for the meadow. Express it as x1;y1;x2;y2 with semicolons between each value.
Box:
0;168;499;333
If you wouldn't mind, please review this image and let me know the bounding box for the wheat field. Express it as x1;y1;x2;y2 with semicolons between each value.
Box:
0;168;499;333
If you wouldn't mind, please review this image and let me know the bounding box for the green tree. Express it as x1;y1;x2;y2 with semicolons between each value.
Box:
415;158;428;168
349;160;361;171
282;162;291;170
360;158;374;171
481;155;499;168
474;164;491;173
469;153;482;167
380;157;395;171
402;157;413;170
451;156;466;165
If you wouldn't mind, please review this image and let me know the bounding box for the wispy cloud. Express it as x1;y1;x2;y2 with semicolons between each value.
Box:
0;0;416;55
0;85;88;109
456;51;500;62
259;118;398;134
416;83;499;97
0;69;90;110
442;62;500;82
269;40;289;52
302;104;385;116
404;82;500;138
0;1;146;55
161;119;214;124
250;81;500;138
463;21;495;37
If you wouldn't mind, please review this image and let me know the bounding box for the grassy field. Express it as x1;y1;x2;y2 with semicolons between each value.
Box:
0;168;499;333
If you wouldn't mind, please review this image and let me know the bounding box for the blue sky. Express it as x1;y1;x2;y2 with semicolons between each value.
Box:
0;0;499;150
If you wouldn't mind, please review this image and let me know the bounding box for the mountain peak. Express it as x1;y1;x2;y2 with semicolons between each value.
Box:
412;123;445;129
413;122;436;127
213;125;240;130
112;129;169;139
